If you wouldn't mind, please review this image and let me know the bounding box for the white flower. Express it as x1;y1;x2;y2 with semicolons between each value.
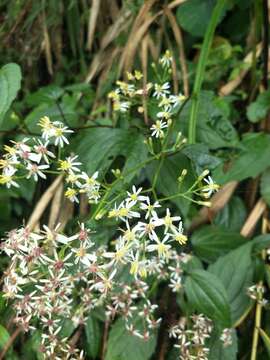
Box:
162;208;181;233
140;197;161;219
150;120;168;138
72;244;97;267
201;175;219;198
113;101;130;113
168;221;187;245
26;163;49;181
108;201;140;221
159;50;172;68
147;232;171;258
126;186;147;205
53;124;73;147
58;155;81;173
158;96;172;111
153;83;170;99
157;110;172;120
34;139;55;164
169;93;186;108
134;215;163;238
92;269;117;294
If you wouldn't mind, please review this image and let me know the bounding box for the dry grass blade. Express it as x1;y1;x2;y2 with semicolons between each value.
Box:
188;181;238;232
165;8;189;96
48;181;63;229
27;175;63;231
141;35;149;125
120;14;158;73
86;0;101;51
167;0;188;9
58;197;74;231
42;11;53;75
219;43;262;96
120;0;157;73
240;198;267;237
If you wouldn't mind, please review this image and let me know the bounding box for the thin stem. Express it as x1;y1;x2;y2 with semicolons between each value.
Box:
188;0;226;144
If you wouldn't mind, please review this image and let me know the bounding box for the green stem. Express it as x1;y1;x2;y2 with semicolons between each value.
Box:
188;0;226;144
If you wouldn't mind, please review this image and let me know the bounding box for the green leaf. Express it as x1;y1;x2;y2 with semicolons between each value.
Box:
209;328;238;360
178;92;239;149
25;102;78;133
191;225;247;263
176;0;217;37
213;196;247;232
72;128;148;181
261;168;270;206
252;234;270;254
0;324;10;350
208;243;253;324
0;63;22;126
25;85;64;106
182;143;221;174
247;91;270;123
105;317;156;360
85;316;102;359
214;133;270;184
259;328;270;358
185;269;231;327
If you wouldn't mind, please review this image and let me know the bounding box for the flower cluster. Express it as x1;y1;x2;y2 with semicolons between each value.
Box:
1;185;192;359
220;328;233;347
247;284;268;306
169;314;213;360
0;116;101;204
108;50;186;139
107;186;188;278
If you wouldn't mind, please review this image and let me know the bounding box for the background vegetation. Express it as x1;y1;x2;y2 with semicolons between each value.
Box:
1;0;270;359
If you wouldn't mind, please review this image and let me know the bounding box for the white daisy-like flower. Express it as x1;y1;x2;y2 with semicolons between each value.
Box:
140;197;161;219
34;139;55;164
53;124;74;147
153;83;170;99
201;175;219;198
159;50;173;68
147;232;171;259
26;163;49;181
126;186;147;205
58;155;81;173
150;120;168;138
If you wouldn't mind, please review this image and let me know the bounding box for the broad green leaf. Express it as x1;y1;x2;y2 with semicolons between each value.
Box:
209;328;238;360
25;102;78;133
252;234;270;254
259;329;270;358
247;91;270;123
208;243;253;324
178;91;239;149
25;85;64;106
0;63;22;126
182;143;221;174
260;169;270;206
85;316;102;358
146;152;195;216
72;128;148;181
0;324;10;350
214;133;270;184
185;269;231;327
191;225;246;263
105;317;156;360
176;0;217;37
213;196;247;232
